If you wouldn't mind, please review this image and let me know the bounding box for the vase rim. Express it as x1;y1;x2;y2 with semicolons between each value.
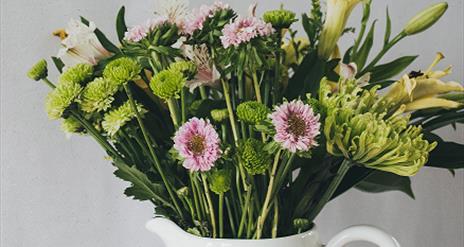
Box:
148;217;317;242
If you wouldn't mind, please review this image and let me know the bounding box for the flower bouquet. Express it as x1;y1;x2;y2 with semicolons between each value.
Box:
28;0;463;240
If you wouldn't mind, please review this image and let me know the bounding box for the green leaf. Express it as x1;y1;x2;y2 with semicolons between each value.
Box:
355;170;415;199
424;132;464;169
369;56;417;82
116;6;127;43
384;7;392;46
80;16;120;54
113;161;173;208
51;56;65;73
332;166;372;199
423;109;464;131
353;20;377;70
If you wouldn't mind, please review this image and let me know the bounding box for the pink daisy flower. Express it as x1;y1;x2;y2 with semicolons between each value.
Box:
270;100;321;153
220;16;274;48
184;1;230;35
124;25;148;42
173;118;221;172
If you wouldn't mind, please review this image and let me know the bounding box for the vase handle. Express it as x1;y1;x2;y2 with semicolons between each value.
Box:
326;225;400;247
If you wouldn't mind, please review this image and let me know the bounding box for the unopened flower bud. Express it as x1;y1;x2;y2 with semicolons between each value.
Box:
240;138;271;175
236;101;269;124
27;59;48;81
403;2;448;36
177;187;189;198
208;169;232;195
263;9;297;29
211;109;229;123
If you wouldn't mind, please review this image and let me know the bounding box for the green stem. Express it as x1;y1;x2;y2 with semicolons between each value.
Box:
256;149;282;239
199;86;207;99
272;198;279;238
219;193;224;238
42;78;56;89
238;186;252;238
221;80;239;144
307;159;352;222
190;173;203;222
201;173;217;238
123;83;184;219
225;195;237;237
181;88;187;124
167;98;180;128
252;72;262;103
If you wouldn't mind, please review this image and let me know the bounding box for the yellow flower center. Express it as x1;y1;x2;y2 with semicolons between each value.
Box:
287;114;306;137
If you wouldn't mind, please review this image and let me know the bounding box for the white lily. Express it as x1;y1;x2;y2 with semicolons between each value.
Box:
182;44;220;92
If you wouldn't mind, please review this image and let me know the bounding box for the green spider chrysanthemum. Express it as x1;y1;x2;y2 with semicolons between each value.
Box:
103;57;142;85
321;77;437;176
210;109;229;123
80;78;119;113
208;168;232;195
236;101;270;124
27;59;48;81
61;116;84;134
102;101;146;136
169;61;197;80
240;138;271;175
263;9;297;29
150;69;186;100
45;81;83;119
60;63;94;85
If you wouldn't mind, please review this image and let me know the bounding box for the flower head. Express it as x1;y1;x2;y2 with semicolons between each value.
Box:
210;108;229;123
27;59;48;81
237;101;269;124
103;57;142;85
270;100;321;153
61;117;84;135
57;19;111;68
240;138;271;175
220;16;274;48
185;1;231;35
263;9;297;29
182;44;220;92
102;101;146;136
208;168;232;194
169;60;198;80
173;118;221;172
403;2;448;36
150;69;186;100
124;25;148;42
60;63;94;85
80;78;119;113
45;81;83;119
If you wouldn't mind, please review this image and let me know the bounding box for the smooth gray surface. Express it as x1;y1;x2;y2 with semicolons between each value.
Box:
1;0;463;246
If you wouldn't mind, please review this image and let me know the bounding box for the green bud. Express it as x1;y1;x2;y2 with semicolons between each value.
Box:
208;169;232;195
169;61;197;80
27;59;48;81
403;2;448;36
150;69;186;100
45;81;83;120
263;9;297;29
293;218;311;230
240;138;271;175
103;57;142;85
176;187;190;198
60;63;94;85
210;109;229;123
236;101;270;124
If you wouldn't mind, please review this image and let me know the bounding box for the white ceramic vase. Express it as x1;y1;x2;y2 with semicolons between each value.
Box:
146;218;400;247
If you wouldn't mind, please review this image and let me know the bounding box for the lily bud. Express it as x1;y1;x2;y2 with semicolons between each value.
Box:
403;2;448;36
317;0;362;59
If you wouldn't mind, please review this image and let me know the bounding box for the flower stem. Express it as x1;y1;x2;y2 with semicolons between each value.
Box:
181;88;187;124
238;185;252;238
123;83;184;219
272;198;279;238
199;86;207;99
42;78;56;89
201;173;217;238
225;195;237;237
167;98;180;128
307;159;352;222
221;80;239;144
252;72;262;103
256;149;282;239
218;193;224;238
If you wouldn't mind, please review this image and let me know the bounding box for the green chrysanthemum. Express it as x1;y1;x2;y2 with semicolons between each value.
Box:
102;101;146;136
150;69;185;100
240;138;271;175
103;57;142;85
210;109;229;123
61;116;84;134
208;169;232;194
321;78;437;176
236;101;270;124
60;63;94;85
169;61;197;80
27;59;48;81
263;9;297;29
45;81;83;119
80;78;119;113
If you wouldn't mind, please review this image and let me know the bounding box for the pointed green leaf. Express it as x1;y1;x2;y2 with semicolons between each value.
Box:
384;7;392;46
356;170;415;199
51;56;65;73
424;132;464;169
353;20;377;70
369;55;418;82
116;6;127;43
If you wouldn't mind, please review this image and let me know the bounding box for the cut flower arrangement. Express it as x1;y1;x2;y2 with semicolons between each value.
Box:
28;0;463;240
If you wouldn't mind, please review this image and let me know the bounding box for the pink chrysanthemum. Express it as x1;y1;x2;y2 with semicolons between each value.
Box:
220;16;274;48
270;100;321;153
173;118;221;172
124;25;148;42
184;1;230;35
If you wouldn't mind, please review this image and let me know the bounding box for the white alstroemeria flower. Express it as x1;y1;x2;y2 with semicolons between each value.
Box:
182;44;220;92
154;0;190;30
57;19;111;69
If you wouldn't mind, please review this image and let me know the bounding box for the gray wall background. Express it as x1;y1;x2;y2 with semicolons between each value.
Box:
1;0;463;246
